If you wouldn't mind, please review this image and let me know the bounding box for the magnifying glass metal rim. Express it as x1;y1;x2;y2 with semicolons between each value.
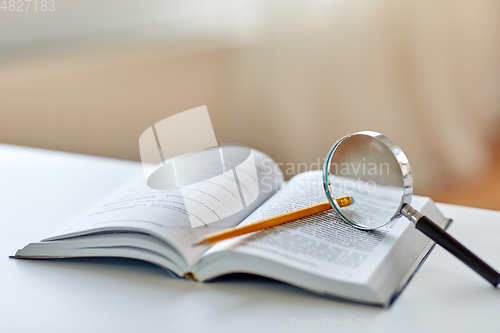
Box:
322;130;413;230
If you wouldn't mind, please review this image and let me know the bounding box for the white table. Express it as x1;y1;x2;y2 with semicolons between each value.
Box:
1;144;499;333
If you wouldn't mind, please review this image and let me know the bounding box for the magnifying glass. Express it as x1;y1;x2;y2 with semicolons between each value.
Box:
323;131;500;287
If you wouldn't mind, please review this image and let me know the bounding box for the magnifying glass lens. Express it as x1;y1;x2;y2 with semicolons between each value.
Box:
325;134;405;229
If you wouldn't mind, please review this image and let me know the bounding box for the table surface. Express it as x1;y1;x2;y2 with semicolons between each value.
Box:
1;144;499;333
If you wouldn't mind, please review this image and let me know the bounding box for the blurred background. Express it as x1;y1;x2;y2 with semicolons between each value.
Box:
1;0;500;209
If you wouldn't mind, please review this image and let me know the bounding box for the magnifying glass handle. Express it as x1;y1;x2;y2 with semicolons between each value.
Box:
402;205;500;287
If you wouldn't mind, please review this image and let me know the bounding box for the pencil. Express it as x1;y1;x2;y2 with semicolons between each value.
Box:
192;196;353;246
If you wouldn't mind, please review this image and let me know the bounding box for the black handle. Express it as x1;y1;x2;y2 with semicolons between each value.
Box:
415;216;500;287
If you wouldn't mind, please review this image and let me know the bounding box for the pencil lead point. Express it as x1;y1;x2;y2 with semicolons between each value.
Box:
192;238;209;247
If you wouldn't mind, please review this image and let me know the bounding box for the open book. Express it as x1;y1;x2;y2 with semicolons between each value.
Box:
12;147;449;307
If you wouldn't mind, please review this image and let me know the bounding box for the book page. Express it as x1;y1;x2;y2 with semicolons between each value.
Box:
202;171;427;283
42;148;284;266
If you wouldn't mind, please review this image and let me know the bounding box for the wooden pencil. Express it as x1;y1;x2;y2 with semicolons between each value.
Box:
193;196;353;246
